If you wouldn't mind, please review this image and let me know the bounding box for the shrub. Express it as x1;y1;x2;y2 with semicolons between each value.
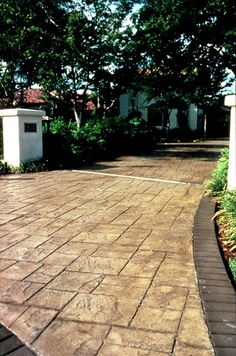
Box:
217;191;236;242
44;116;156;168
0;159;48;175
17;160;48;173
206;148;229;196
229;258;236;282
207;147;236;283
0;161;12;174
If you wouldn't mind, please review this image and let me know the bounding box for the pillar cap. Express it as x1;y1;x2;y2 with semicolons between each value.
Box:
224;94;236;107
0;108;46;117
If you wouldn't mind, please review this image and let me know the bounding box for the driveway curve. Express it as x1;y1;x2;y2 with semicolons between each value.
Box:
0;140;227;355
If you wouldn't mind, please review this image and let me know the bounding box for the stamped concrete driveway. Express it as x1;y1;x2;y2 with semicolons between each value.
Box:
0;141;225;355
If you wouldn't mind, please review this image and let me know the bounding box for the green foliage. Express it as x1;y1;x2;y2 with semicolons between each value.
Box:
44;116;155;168
0;161;12;174
229;258;236;282
132;0;236;110
17;160;48;173
218;191;236;241
0;159;47;174
206;148;229;196
207;147;236;281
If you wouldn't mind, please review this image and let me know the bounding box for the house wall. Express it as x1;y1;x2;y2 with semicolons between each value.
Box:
119;92;199;132
188;104;198;131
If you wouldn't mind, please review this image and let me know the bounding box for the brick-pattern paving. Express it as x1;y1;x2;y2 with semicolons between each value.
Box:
0;142;225;355
194;196;236;356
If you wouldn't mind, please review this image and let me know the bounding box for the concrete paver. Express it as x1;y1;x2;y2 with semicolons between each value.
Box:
0;141;226;355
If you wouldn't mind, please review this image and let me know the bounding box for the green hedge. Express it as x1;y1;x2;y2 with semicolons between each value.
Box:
43;116;156;169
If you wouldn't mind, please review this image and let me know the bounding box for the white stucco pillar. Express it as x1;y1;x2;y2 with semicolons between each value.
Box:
0;108;45;167
224;94;236;190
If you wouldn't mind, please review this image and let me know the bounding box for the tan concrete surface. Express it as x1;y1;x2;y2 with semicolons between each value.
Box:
0;142;226;355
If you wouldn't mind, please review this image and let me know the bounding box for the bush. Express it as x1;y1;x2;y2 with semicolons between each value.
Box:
206;148;229;196
0;159;48;175
43;116;156;168
217;191;236;242
17;160;48;173
206;148;236;283
0;161;12;174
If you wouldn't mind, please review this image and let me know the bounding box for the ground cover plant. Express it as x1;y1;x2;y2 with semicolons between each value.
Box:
0;159;47;174
206;148;236;283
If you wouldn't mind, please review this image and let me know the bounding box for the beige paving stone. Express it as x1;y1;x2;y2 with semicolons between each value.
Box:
110;214;142;226
91;224;128;234
0;213;21;224
92;245;134;259
47;271;104;292
141;239;192;254
102;275;151;288
59;293;139;326
56;241;98;255
15;225;60;236
41;252;78;266
114;228;151;246
25;264;65;284
0;279;44;304
51;224;94;238
0;233;30;252
72;231;120;244
93;284;146;300
33;319;109;356
27;217;58;227
106;326;175;353
0;246;53;262
0;261;41;280
98;344;165;355
0;302;28;326
121;250;165;277
67;255;127;275
0;229;10;237
176;307;213;350
39;236;72;251
152;261;196;288
15;235;51;248
143;285;188;310
186;289;202;309
131;305;182;332
26;288;76;310
173;343;214;355
0;259;16;272
165;252;194;263
11;306;58;343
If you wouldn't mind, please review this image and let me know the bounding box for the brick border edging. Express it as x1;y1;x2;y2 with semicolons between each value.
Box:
0;323;35;355
193;196;236;356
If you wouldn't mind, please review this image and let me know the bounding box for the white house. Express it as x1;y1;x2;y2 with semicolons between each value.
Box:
119;91;204;134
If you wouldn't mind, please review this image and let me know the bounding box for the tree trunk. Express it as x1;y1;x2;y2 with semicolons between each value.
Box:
72;99;81;128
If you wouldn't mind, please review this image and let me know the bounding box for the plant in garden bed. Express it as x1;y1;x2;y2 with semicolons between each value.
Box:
0;159;48;175
206;148;236;283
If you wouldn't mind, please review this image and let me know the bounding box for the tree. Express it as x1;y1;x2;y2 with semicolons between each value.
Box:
0;0;69;106
47;0;135;126
0;0;134;125
131;0;236;115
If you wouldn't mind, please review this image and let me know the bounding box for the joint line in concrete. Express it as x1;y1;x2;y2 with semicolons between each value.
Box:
72;169;199;186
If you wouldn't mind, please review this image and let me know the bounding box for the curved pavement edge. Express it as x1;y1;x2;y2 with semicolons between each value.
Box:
193;196;236;356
